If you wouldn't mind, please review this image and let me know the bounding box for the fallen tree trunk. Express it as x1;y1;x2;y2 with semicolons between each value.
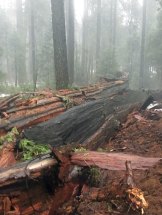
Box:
24;90;149;147
83;104;137;149
0;80;127;136
71;152;161;170
0;154;56;188
0;150;161;188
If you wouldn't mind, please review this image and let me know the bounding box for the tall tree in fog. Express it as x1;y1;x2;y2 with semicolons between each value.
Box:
16;0;26;85
96;0;101;73
157;0;162;7
109;0;117;74
121;0;141;85
51;0;69;89
81;0;88;84
111;0;117;72
128;0;134;77
29;0;36;90
147;1;162;89
66;0;75;85
112;0;117;60
139;0;147;89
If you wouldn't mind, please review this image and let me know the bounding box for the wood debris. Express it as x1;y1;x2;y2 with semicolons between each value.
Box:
0;83;162;214
125;161;148;214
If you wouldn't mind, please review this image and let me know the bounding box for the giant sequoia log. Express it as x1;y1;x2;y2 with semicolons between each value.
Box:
0;80;127;136
25;89;149;147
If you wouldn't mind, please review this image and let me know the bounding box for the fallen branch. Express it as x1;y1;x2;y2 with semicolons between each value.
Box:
0;94;20;111
0;154;57;187
0;151;160;188
71;152;161;171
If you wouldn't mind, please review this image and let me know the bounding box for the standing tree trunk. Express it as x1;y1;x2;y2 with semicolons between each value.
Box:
109;0;113;46
66;0;75;85
112;0;117;62
29;0;37;91
128;0;133;85
51;0;69;90
96;0;101;74
16;0;26;85
139;0;147;89
14;47;18;87
109;0;117;74
81;0;88;85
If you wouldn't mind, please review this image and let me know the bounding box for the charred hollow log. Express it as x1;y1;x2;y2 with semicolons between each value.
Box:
24;90;150;147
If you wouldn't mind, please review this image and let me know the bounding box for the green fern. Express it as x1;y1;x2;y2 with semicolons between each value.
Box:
19;139;51;160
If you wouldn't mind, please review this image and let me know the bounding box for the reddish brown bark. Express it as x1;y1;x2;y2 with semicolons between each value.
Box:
71;152;161;171
0;144;16;168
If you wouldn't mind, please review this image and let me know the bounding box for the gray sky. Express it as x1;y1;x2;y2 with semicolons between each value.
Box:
0;0;15;9
74;0;84;22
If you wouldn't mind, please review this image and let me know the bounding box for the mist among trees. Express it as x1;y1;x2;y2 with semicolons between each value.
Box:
0;0;162;91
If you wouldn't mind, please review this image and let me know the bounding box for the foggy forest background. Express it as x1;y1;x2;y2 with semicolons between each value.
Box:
0;0;162;92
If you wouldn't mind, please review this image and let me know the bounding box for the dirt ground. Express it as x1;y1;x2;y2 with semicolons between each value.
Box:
51;109;162;215
105;110;162;215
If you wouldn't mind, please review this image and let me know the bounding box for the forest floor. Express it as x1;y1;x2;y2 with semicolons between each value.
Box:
1;87;162;215
52;109;162;215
